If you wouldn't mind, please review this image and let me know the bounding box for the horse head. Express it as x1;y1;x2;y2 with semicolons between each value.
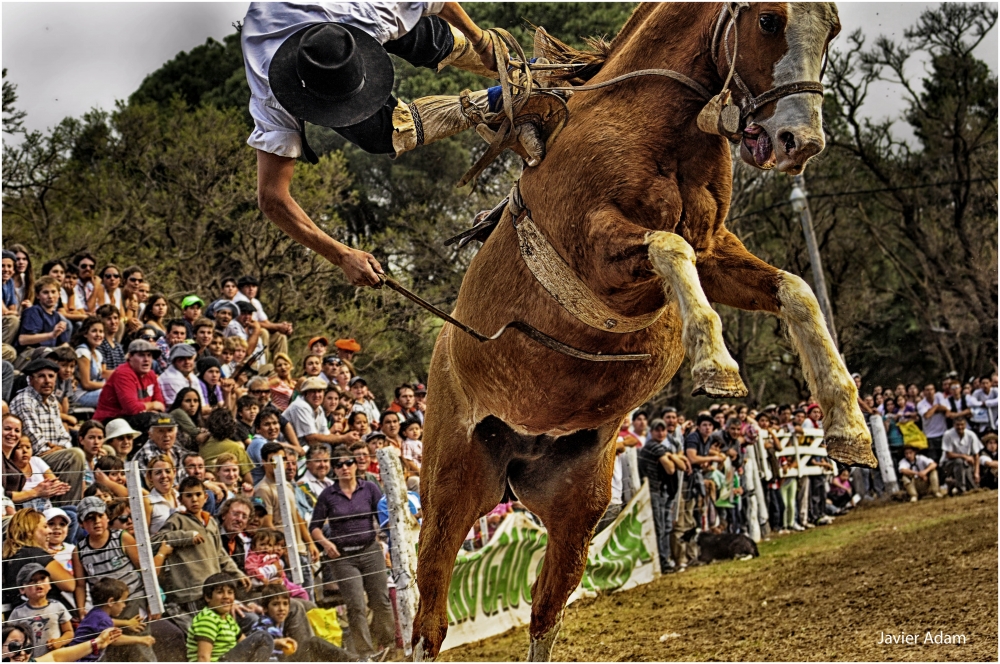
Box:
714;2;841;174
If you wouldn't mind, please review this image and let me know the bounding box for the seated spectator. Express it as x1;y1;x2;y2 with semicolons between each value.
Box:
155;477;250;612
71;316;107;409
295;442;334;523
141;293;169;333
225;302;263;369
233;276;292;360
86;265;122;318
180;296;205;337
940;416;983;495
142;456;181;534
248;408;283;485
192;317;216;357
348;376;380;428
133;413;191;475
200;409;255;486
211;301;240;335
9;435;63;513
254;444;320;597
17;277;70;351
284;377;358;448
49;345;80;429
296;354;323;392
197;356;234;414
400;418;423;480
208;331;226;359
268;353;296;411
234;395;259;444
213;453;247;504
159;343;200;406
3;250;21;346
92;454;130;500
221;337;247;378
185;573;272;663
413;383;427;423
380;411;403;451
10;359;87;504
54;262;89;325
252;582;353;662
170;387;211;451
333;338;360;363
898;446;943;501
330;360;353;393
2;508;78;610
95;304;126;371
102;418;140;459
979;433;998;489
43;507;78;609
347;411;371;438
68;578;155;661
319;355;341;385
8;564;74;658
93;339;166;431
2;620;121;663
182;453;224;515
218;497;255;574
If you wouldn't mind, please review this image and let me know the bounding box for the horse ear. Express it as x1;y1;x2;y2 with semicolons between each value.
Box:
697;89;742;141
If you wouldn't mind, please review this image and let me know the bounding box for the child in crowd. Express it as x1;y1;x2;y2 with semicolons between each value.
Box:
244;529;309;600
69;578;154;661
213;452;246;502
828;468;854;509
235;395;259;444
43;507;78;610
186;573;273;663
78;420;106;493
8;564;74;658
50;345;80;430
93;454;132;499
779;453;800;533
253;582;353;662
10;436;59;512
400;418;423;470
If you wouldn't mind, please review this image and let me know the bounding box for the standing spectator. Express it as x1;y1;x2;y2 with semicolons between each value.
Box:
898;446;943;501
9;244;36;311
661;407;684;450
940;416;983;495
93;339;166;431
17;277;70;351
675;415;725;568
334;338;361;363
159;343;200;406
233;275;292;360
386;384;418;421
917;383;951;464
944;382;973;424
971;376;997;434
637;418;681;572
979;433;998;489
71;316;107;409
413;383;427;424
310;445;393;660
10;359;87;504
94;304;126;370
629;411;649;443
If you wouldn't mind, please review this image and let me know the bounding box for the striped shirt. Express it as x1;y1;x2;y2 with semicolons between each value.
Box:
98;339;126;370
187;607;241;662
77;529;142;599
9;386;72;455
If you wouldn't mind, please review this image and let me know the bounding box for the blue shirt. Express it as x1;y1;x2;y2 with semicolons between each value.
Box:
18;305;70;348
69;608;114;661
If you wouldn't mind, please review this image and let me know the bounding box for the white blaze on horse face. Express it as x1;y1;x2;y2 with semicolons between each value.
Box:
760;2;838;171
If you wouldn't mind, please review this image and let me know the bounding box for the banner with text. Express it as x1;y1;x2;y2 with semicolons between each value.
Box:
440;481;659;651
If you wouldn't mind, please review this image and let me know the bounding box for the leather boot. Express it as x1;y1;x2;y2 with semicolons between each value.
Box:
391;90;493;155
436;25;497;79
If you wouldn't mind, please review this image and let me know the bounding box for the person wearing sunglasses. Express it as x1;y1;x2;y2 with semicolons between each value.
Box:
310;444;392;660
86;265;123;317
71;252;98;314
120;266;145;336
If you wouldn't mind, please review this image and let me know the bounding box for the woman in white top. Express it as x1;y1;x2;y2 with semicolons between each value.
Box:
142;455;180;534
72;316;107;408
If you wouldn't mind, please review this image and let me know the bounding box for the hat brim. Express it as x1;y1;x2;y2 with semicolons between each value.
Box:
270;23;395;129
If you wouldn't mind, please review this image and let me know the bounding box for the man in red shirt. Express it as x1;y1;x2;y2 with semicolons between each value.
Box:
94;339;166;433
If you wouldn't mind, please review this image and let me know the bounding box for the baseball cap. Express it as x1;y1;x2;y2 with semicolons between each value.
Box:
349;376;367;387
181;295;204;309
79;495;108;520
649;418;667;430
364;431;387;443
851;372;861;380
150;413;177;429
308;336;330;349
251;496;268;516
168;343;197;362
105;418;142;441
127;339;161;357
300;377;328;393
334;338;361;352
43;507;70;524
16;563;51;588
210;300;239;318
414;383;427;395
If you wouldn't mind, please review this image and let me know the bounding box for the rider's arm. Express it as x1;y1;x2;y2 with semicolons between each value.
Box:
256;150;383;287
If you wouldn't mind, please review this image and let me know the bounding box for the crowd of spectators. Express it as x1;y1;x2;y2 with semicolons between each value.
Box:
1;245;997;661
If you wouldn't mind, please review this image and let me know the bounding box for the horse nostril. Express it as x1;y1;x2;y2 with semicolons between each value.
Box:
779;131;796;153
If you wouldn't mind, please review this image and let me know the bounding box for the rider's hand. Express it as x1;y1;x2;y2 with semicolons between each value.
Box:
338;248;383;287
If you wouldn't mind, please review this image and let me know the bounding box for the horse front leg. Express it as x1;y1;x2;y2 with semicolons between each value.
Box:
697;230;876;467
645;231;748;398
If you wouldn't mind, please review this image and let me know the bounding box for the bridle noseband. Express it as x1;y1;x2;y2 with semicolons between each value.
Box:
710;2;827;124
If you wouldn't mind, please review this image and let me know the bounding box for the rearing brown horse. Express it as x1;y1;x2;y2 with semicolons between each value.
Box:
413;3;872;660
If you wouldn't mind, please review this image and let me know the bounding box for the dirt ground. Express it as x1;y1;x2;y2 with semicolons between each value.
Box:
440;492;997;662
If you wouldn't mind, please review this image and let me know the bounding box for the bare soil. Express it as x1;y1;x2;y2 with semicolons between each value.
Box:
440;492;997;661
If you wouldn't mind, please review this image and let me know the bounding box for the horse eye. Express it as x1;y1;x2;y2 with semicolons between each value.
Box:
759;14;780;34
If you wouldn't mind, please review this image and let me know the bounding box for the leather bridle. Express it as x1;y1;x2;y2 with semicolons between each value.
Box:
710;2;827;123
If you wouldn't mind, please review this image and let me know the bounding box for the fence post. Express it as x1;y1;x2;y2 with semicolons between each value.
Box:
125;461;164;617
377;447;420;657
742;446;762;542
620;446;640;504
869;414;899;493
273;454;304;585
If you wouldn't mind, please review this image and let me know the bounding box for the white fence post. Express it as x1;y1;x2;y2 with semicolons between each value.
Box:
742;446;762;542
125;461;164;617
377;447;420;657
620;446;640;504
869;414;899;493
273;454;304;585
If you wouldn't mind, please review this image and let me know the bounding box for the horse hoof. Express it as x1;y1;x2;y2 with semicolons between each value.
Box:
826;432;877;468
691;364;747;398
413;638;430;662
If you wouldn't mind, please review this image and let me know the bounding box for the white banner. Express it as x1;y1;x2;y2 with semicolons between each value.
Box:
440;481;659;651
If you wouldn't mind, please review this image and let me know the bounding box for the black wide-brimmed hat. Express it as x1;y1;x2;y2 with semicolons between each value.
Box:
269;22;394;129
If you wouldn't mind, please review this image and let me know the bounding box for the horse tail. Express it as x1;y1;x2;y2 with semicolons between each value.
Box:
531;26;611;85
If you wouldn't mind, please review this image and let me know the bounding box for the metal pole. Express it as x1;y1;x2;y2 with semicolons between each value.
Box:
273;454;305;585
126;461;165;617
790;174;839;348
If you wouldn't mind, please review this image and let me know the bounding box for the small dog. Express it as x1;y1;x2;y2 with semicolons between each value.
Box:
680;528;759;563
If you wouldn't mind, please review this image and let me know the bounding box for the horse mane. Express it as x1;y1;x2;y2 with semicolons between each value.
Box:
534;3;655;85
